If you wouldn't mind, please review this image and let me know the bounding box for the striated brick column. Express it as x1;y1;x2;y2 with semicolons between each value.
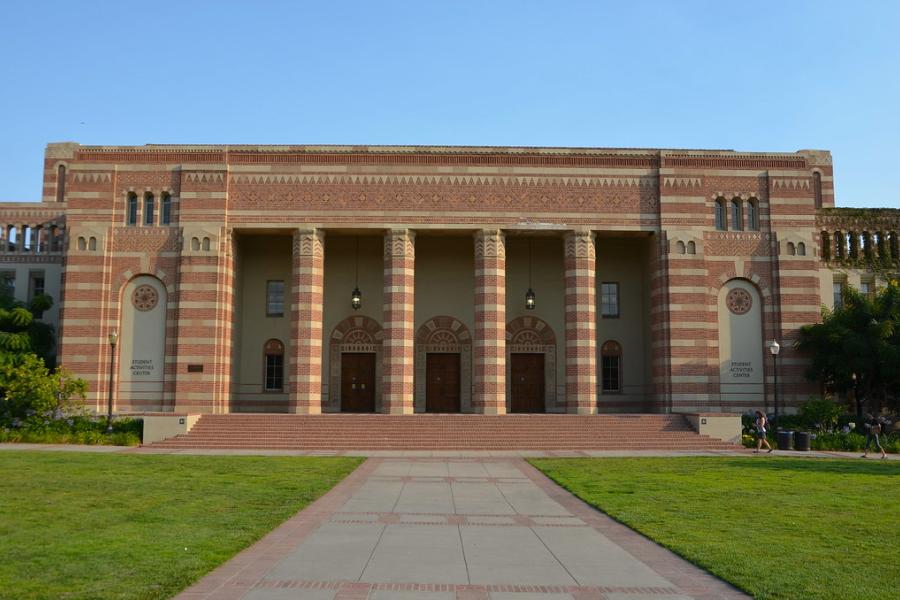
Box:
382;229;415;414
474;229;506;414
564;230;597;414
291;228;325;414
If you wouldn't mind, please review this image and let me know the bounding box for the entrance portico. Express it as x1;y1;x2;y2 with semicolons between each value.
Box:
232;227;608;415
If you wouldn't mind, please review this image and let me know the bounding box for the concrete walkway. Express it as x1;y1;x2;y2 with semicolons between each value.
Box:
176;458;750;600
3;443;898;461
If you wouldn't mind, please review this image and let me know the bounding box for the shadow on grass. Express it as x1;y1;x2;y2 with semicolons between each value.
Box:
725;456;899;476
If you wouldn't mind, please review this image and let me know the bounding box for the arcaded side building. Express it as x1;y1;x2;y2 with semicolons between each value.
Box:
6;142;893;417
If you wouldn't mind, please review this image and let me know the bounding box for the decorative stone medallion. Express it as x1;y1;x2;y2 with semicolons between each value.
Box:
132;285;159;312
726;288;752;315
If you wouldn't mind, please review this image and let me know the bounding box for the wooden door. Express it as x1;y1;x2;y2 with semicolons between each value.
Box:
510;353;545;413
425;353;461;413
341;353;376;412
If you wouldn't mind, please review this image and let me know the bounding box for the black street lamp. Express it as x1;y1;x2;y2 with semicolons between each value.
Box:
767;340;780;427
106;330;118;432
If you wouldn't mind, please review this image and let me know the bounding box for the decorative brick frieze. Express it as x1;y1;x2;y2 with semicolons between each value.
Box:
382;229;415;414
474;229;506;415
564;229;597;414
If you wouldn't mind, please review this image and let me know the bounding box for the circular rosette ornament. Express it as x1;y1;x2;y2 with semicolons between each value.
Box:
132;285;159;312
726;288;752;315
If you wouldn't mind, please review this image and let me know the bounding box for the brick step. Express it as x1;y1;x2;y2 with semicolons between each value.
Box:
147;414;741;451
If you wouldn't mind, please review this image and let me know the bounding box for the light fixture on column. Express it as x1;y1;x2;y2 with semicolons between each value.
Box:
525;239;536;310
351;236;362;310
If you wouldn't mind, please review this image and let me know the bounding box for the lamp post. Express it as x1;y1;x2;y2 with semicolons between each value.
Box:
767;340;781;427
107;330;118;432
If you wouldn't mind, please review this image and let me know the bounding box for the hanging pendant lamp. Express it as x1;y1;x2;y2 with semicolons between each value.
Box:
525;239;536;310
351;236;362;310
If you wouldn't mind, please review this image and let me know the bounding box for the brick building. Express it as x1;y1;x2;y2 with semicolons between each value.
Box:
2;142;894;418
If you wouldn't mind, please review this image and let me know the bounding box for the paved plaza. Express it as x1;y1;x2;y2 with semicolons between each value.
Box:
175;457;749;600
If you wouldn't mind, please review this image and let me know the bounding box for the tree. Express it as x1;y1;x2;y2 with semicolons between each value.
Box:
0;288;56;365
796;283;900;416
0;288;86;422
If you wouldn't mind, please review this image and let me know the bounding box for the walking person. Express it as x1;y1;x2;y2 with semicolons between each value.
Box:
861;413;887;459
754;410;774;453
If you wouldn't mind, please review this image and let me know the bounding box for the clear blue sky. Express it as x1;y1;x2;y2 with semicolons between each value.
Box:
1;1;898;208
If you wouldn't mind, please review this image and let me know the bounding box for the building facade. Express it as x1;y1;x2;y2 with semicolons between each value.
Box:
4;142;894;417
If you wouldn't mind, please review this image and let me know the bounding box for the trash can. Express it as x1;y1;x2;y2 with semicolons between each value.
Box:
776;430;794;451
794;431;811;451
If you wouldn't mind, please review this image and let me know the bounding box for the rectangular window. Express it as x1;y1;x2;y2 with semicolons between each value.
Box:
266;280;285;317
833;282;843;309
161;194;172;225
144;195;155;225
601;282;619;318
265;354;284;391
602;355;620;392
28;271;45;318
860;281;873;297
127;195;138;226
0;271;15;297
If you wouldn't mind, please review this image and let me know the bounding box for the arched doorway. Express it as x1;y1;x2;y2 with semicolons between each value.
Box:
718;278;764;411
415;316;472;413
118;275;167;412
329;315;383;413
506;316;557;413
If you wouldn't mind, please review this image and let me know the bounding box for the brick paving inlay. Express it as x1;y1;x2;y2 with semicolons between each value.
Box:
176;458;750;600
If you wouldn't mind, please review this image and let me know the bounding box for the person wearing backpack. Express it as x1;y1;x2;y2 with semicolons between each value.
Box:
861;414;887;459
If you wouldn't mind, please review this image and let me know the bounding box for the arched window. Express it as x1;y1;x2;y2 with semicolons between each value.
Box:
88;237;97;251
202;237;211;251
263;339;285;392
731;199;743;231
77;236;86;251
848;231;858;258
687;241;696;255
821;231;831;261
127;193;138;226
862;232;872;258
23;226;32;251
161;192;172;225
56;165;66;203
676;241;685;254
191;237;200;251
786;242;795;256
834;232;843;259
7;226;16;252
890;231;900;259
601;340;622;393
813;172;822;209
797;242;806;256
747;199;759;231
144;193;155;226
714;199;726;230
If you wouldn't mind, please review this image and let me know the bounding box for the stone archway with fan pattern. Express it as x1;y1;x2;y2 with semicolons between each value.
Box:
506;316;558;411
328;315;384;412
415;316;472;413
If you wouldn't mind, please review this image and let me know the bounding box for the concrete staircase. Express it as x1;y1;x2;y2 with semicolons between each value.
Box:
148;414;740;451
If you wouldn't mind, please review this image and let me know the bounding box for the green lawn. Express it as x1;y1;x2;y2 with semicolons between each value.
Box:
530;457;899;600
0;452;363;600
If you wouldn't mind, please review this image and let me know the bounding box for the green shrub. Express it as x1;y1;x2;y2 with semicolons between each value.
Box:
798;397;844;431
0;416;141;446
